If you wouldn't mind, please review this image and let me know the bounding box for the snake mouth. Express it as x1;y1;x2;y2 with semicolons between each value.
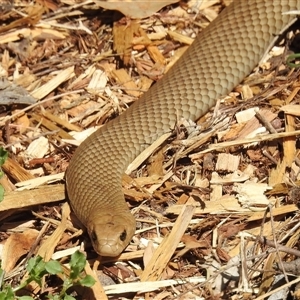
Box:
93;236;124;257
87;217;135;257
89;225;128;256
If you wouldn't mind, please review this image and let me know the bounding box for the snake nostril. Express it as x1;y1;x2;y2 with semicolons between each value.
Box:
120;230;127;241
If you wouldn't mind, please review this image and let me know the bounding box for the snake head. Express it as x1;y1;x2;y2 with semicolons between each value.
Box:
87;211;136;257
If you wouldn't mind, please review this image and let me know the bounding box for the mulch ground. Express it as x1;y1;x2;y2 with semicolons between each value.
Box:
1;0;300;299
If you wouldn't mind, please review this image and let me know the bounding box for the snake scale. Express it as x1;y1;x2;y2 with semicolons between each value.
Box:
66;0;300;257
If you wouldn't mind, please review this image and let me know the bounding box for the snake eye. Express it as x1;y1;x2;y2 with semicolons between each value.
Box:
120;230;127;241
90;231;97;242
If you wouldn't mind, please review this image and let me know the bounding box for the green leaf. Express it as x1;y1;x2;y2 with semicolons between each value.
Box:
0;148;8;167
0;148;8;199
27;256;42;273
26;258;35;273
0;286;14;300
64;295;76;300
35;259;46;275
78;275;95;287
26;256;47;286
0;185;5;203
69;251;86;279
47;295;60;300
0;268;5;283
45;261;63;275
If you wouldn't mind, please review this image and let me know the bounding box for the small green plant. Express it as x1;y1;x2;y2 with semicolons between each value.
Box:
0;147;8;201
0;251;95;300
47;251;95;300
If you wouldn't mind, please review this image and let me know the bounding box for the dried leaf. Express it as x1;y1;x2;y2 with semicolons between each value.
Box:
94;0;179;19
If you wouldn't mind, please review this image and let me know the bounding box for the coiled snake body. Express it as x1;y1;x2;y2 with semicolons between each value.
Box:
66;0;300;256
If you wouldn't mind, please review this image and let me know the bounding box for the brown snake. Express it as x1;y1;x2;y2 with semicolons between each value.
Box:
66;0;300;257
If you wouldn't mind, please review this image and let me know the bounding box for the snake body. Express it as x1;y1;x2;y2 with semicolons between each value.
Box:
66;0;300;257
